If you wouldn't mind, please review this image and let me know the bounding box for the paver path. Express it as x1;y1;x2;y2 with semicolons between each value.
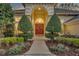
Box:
24;40;55;56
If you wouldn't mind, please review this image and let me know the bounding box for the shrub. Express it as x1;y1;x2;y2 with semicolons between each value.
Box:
27;33;33;39
46;14;61;32
0;4;14;37
18;15;33;40
45;32;59;40
49;44;65;52
17;37;24;43
18;32;33;41
56;44;65;52
7;45;25;55
49;45;57;51
3;24;14;37
56;37;79;47
45;33;54;39
0;37;24;46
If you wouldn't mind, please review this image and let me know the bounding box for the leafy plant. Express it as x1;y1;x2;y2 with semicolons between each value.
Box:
0;4;14;35
0;37;24;47
17;37;24;43
7;45;25;55
50;44;65;52
46;14;61;32
18;15;33;40
3;24;14;37
45;33;54;39
56;37;79;47
56;44;65;52
46;14;61;40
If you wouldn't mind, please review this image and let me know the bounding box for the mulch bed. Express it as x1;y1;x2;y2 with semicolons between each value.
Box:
45;40;79;56
20;40;33;55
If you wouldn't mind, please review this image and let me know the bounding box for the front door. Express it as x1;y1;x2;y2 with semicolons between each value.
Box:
35;23;44;35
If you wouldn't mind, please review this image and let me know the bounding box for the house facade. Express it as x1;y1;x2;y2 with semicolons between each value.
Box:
13;3;79;38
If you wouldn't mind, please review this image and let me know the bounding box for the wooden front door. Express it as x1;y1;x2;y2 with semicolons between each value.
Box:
35;24;44;35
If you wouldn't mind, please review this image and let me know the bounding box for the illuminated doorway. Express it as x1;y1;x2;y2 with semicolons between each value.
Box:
32;6;48;36
35;18;44;35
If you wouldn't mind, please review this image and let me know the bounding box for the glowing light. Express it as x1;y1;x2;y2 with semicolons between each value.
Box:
38;7;41;10
35;18;44;24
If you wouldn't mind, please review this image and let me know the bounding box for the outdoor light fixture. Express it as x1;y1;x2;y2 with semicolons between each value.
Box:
38;7;41;10
35;18;44;24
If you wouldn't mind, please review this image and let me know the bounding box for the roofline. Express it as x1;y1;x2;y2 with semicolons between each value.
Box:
64;15;79;23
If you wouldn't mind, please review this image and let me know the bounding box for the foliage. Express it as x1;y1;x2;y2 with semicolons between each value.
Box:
18;15;33;40
45;32;59;40
56;44;65;52
0;37;24;46
23;33;33;40
18;32;33;41
46;14;61;40
0;4;14;33
56;37;79;47
46;14;61;32
17;37;24;43
45;33;54;39
3;24;14;37
50;44;65;52
26;32;33;39
7;45;25;55
18;15;33;33
0;4;14;23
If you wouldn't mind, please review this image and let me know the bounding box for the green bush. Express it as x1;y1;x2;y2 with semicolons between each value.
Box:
50;44;65;52
27;33;33;39
45;33;54;39
3;24;14;37
7;45;25;55
64;38;79;46
0;37;24;45
3;38;10;44
45;32;59;40
18;15;33;40
45;33;51;38
17;37;24;43
22;33;33;41
56;37;79;47
56;44;65;52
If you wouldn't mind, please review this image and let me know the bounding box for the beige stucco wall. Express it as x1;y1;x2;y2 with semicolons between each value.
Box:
64;19;79;35
58;16;74;34
14;15;22;35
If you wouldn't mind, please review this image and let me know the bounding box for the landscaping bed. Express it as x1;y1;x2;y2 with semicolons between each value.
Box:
45;37;79;56
0;37;33;56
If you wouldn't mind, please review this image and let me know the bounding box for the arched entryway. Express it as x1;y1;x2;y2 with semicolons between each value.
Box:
32;6;48;36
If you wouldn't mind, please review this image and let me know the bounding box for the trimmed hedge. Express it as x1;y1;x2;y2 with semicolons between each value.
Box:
56;37;79;47
0;37;24;44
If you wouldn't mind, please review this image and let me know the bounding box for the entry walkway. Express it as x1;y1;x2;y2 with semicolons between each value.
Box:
24;40;55;56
